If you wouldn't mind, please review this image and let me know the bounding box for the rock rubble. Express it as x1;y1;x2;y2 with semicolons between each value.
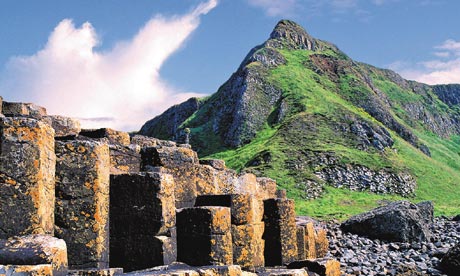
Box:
326;217;460;275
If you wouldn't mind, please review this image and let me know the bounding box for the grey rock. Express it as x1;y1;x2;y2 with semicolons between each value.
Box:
340;201;433;242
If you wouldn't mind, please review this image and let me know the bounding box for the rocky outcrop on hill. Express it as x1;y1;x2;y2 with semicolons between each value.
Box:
340;201;433;242
140;97;202;142
139;20;460;202
0;99;339;275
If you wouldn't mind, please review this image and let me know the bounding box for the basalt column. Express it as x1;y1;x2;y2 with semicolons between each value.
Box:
54;140;110;269
110;172;176;272
0;117;56;239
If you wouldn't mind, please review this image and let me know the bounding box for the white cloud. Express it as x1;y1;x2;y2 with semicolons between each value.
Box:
247;0;298;17
0;0;218;131
391;39;460;85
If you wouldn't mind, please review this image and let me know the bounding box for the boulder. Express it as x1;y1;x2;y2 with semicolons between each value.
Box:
340;201;433;242
0;235;68;276
440;242;460;275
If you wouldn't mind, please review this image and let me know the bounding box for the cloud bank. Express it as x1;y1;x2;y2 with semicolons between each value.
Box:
391;39;460;85
247;0;298;17
0;0;218;131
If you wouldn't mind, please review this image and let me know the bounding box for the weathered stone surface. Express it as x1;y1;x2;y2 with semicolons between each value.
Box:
68;268;124;276
288;258;341;276
297;226;306;261
256;178;277;200
122;263;243;276
110;172;176;272
0;264;54;276
142;146;209;208
130;135;160;148
233;173;258;196
0;117;56;239
200;159;227;171
0;235;68;276
231;223;265;270
276;189;287;199
340;201;433;242
142;146;199;168
177;207;233;266
2;102;47;118
109;144;141;174
258;268;311;276
195;195;263;225
197;265;243;276
55;140;110;269
43;115;81;137
304;223;317;259
263;199;298;266
440;242;460;275
314;229;328;259
79;128;130;146
296;223;329;261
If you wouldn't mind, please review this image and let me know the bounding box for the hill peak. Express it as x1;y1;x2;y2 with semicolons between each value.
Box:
268;20;316;50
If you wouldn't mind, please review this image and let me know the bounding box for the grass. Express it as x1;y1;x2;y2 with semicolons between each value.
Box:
199;48;460;220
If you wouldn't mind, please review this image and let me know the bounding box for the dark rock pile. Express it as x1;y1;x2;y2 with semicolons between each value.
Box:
324;208;460;275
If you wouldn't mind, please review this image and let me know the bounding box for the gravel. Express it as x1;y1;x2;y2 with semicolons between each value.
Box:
322;217;460;275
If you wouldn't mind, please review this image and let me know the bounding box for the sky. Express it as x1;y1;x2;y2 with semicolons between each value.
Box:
0;0;459;131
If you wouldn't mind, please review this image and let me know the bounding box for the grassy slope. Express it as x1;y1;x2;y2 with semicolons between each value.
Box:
204;49;460;220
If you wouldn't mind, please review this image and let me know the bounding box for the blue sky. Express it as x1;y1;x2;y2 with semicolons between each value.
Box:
0;0;459;130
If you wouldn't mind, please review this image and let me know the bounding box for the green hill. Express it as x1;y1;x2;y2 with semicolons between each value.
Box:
140;20;460;219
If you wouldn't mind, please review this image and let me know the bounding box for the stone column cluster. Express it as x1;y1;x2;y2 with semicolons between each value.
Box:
0;99;339;276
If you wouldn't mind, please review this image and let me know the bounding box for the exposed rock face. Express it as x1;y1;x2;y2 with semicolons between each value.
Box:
0;235;68;276
267;20;316;50
340;201;433;242
140;97;202;142
440;242;460;275
55;140;110;269
433;84;460;107
0;117;56;239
